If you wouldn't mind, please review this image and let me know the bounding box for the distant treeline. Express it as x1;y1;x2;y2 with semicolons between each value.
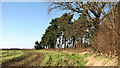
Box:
1;48;34;50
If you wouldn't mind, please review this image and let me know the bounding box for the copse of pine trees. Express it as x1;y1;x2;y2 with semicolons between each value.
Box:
35;13;91;50
34;2;120;58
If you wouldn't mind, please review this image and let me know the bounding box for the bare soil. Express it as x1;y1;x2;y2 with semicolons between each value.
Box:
84;55;118;66
2;48;118;66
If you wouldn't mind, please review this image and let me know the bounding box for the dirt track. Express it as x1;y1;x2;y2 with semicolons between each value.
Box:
2;51;45;66
2;48;118;66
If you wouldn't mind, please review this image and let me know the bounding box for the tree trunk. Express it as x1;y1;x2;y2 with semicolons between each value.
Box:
54;42;56;49
64;37;66;49
59;36;61;48
81;38;83;47
73;41;76;49
83;34;86;48
78;38;82;48
49;43;51;49
72;36;75;49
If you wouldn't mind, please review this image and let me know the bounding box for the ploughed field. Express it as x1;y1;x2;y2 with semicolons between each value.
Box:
1;50;89;66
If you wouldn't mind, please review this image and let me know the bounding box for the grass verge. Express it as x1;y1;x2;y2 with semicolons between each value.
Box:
35;50;89;66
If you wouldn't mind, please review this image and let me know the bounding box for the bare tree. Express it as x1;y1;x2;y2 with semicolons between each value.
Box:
48;2;118;30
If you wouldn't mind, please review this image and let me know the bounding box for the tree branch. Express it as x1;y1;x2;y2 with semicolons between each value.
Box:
99;11;112;23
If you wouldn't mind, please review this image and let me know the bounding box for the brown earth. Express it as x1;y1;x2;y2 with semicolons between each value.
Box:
2;48;118;66
84;55;118;66
2;48;91;66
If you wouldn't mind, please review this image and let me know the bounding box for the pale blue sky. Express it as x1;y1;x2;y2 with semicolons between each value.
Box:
1;2;67;49
0;2;109;49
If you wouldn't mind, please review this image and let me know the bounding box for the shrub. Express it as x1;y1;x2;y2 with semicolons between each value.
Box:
34;46;40;50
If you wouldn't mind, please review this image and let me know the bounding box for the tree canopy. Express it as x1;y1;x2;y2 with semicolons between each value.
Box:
34;2;119;57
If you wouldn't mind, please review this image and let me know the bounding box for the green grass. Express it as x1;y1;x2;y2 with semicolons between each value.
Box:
35;50;89;66
29;55;38;61
2;50;24;57
65;53;88;66
40;52;77;66
1;50;25;63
